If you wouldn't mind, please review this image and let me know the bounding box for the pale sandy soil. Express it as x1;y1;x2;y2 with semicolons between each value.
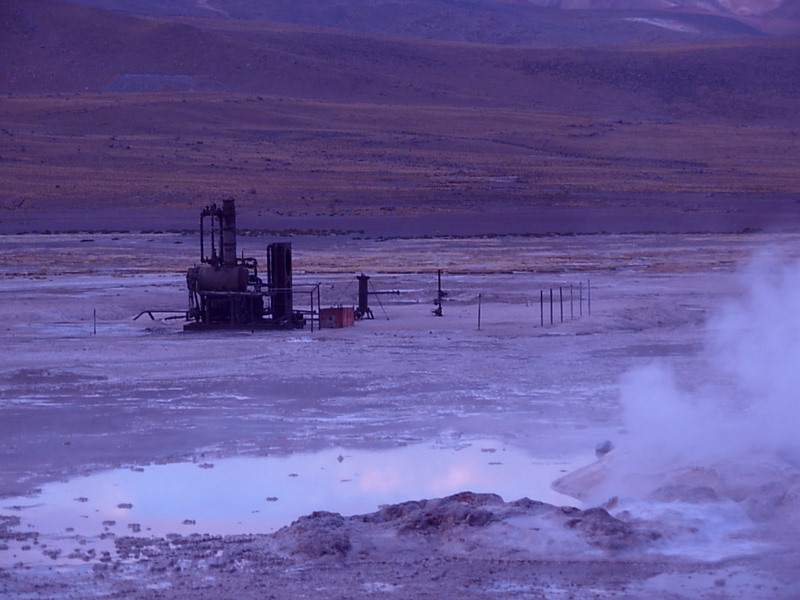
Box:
2;221;800;598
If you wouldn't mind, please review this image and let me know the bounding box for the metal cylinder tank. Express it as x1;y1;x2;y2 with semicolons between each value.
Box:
196;264;249;292
268;242;293;322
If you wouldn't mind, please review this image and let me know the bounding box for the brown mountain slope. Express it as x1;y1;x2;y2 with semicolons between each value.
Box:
521;0;790;18
2;0;799;124
2;0;799;233
3;91;799;234
61;0;767;45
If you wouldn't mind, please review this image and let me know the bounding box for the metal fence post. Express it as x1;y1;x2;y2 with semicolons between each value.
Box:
540;289;544;327
570;284;574;320
588;279;592;316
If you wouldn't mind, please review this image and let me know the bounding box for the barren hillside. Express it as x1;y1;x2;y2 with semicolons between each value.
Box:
3;0;798;110
59;0;791;42
1;0;799;233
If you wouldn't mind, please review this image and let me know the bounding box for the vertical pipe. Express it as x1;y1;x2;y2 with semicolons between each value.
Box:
438;269;442;316
549;288;553;325
222;198;237;267
434;269;444;317
357;273;370;317
209;211;217;264
217;213;224;267
477;293;482;331
93;308;97;335
199;215;205;263
559;287;563;323
579;282;583;317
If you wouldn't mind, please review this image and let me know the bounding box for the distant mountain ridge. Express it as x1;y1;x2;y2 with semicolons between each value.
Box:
3;0;800;127
55;0;793;44
512;0;800;33
510;0;788;18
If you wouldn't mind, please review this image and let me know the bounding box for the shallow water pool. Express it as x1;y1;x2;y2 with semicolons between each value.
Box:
2;438;585;543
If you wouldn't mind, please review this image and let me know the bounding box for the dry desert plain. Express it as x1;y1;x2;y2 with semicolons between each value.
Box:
3;221;800;599
3;0;800;598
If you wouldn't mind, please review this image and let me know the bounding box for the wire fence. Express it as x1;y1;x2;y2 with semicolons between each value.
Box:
477;281;591;330
302;271;593;331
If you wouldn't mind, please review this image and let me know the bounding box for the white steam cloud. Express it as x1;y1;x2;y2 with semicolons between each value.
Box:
557;251;800;523
625;251;800;468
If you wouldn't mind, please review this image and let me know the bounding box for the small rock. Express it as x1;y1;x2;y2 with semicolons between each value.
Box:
595;440;614;457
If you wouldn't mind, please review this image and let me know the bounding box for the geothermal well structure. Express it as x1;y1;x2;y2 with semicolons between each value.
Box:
184;199;307;330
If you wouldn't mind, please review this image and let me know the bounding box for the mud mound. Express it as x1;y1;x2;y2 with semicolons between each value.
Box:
273;511;352;558
84;492;665;583
36;490;684;600
363;491;503;532
269;491;660;562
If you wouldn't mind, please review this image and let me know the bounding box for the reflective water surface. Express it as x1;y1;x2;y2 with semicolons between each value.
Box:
4;440;585;539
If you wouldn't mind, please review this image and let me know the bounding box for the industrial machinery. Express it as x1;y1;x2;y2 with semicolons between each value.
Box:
355;273;399;320
184;198;305;330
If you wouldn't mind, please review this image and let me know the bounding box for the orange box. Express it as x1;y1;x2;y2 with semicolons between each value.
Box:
319;306;355;328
